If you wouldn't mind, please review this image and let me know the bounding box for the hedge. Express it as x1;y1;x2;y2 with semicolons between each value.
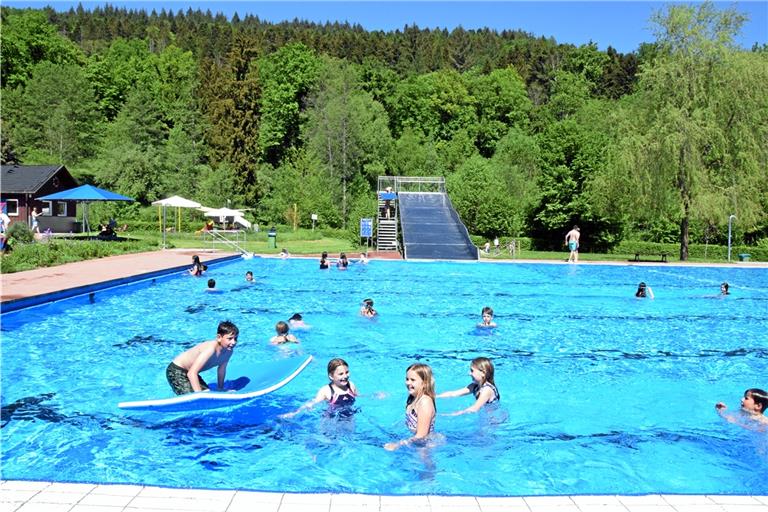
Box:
611;241;766;262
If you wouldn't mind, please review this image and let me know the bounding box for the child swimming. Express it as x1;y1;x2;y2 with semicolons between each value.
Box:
270;321;299;345
437;357;500;415
360;298;377;318
716;388;768;428
477;306;497;328
384;363;436;450
280;358;358;418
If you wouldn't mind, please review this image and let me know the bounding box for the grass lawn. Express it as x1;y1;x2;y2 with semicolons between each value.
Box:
0;228;748;274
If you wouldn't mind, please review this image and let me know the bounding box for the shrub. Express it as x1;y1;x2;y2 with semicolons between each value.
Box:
0;238;157;273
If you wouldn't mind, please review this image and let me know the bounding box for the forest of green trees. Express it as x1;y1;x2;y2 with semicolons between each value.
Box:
1;2;766;259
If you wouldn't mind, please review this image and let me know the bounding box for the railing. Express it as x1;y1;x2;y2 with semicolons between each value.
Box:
203;229;249;255
377;176;445;194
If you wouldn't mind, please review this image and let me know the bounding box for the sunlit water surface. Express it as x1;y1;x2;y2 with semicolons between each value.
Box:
2;258;767;495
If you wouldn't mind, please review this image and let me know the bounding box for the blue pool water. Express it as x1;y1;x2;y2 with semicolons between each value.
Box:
1;259;767;496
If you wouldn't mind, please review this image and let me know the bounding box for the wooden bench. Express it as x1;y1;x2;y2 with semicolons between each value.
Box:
632;252;668;263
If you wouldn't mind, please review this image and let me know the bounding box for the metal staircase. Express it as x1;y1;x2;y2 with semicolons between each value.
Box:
376;176;478;261
204;229;251;256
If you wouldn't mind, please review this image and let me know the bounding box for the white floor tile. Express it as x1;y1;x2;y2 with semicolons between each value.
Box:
671;505;730;512
380;495;430;506
618;496;668;507
429;496;480;507
331;494;380;506
661;496;716;506
380;506;427;512
70;506;127;512
476;496;529;511
80;494;134;507
0;482;51;492
277;503;330;512
226;502;279;512
524;496;575;507
329;505;379;512
719;506;768;512
30;491;86;505
708;496;762;505
574;506;629;512
622;505;676;512
571;496;624;506
229;491;284;505
280;493;332;505
128;496;229;512
16;503;74;512
1;490;41;503
91;485;143;497
47;483;96;494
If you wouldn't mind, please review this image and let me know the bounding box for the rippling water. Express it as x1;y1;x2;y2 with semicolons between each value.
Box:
2;258;767;495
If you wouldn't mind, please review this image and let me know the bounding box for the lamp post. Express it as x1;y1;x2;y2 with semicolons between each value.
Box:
727;214;736;262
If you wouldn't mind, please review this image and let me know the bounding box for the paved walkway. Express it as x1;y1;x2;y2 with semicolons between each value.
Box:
0;249;238;309
1;252;766;511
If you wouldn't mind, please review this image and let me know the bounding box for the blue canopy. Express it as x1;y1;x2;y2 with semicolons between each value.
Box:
37;185;133;234
37;184;133;202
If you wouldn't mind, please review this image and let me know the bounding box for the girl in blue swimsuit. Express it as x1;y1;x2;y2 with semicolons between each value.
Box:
384;363;436;451
437;357;500;415
280;358;358;418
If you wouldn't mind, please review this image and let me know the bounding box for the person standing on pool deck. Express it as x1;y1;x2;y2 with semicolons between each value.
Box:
715;388;768;427
385;363;436;450
565;225;580;263
166;320;239;395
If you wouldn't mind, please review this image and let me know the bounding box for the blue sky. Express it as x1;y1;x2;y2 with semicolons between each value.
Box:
6;1;767;53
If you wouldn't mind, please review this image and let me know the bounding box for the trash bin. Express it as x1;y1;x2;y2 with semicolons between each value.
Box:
267;227;277;249
738;253;751;262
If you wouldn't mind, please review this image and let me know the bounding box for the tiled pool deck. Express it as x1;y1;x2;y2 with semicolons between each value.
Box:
2;250;767;511
2;481;767;512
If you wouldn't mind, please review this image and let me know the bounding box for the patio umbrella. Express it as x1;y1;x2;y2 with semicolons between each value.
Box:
37;184;134;234
151;195;202;247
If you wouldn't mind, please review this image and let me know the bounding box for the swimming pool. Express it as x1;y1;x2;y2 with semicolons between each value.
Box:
1;259;767;496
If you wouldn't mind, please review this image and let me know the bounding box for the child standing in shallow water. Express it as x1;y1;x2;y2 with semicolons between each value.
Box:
270;321;298;345
385;363;436;450
437;357;500;415
281;358;358;418
477;306;496;327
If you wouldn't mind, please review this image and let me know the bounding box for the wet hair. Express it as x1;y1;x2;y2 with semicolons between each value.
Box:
275;320;290;335
405;363;436;405
327;358;349;376
481;306;494;317
635;282;647;298
721;282;729;294
289;313;303;321
207;278;216;288
340;252;347;259
245;271;253;277
192;255;201;265
321;251;328;259
363;298;374;307
471;357;496;386
746;388;768;414
217;320;239;338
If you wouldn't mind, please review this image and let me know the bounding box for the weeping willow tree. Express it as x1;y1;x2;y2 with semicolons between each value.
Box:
590;2;768;259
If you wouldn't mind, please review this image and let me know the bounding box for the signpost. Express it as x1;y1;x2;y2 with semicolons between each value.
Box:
360;217;373;250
